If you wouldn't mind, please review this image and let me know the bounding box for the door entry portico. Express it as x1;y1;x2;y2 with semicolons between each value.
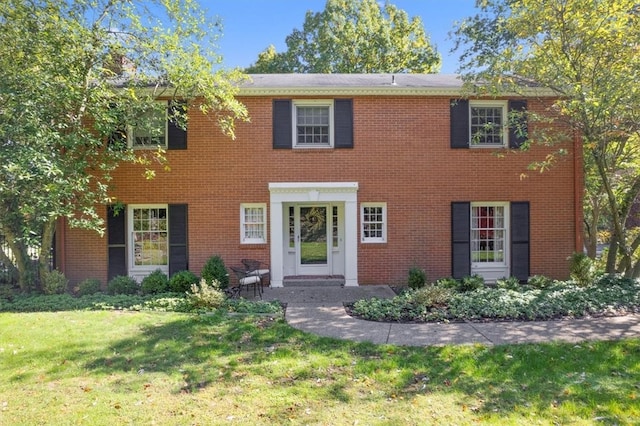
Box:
269;182;359;287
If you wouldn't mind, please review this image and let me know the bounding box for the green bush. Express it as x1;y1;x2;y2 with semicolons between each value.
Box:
459;274;485;292
407;266;427;290
201;255;229;289
169;270;199;293
568;252;594;287
434;277;460;290
41;270;68;295
528;274;553;289
75;278;102;296
412;285;452;308
141;269;169;294
496;276;521;290
187;279;226;310
107;275;139;295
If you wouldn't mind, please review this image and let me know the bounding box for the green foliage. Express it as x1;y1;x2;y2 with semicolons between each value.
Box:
435;275;485;293
41;270;68;295
107;275;139;295
568;252;594;287
528;274;553;289
351;275;640;322
169;270;199;293
246;0;440;73
200;255;229;289
496;276;521;290
187;279;226;310
141;269;170;294
0;0;248;291
407;266;427;290
74;278;102;296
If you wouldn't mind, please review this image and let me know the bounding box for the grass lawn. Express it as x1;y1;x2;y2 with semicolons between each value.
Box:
1;310;640;425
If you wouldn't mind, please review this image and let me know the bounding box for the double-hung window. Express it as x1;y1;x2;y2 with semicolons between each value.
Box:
293;100;334;148
129;100;168;148
129;205;169;271
241;204;267;244
469;100;507;147
361;203;387;243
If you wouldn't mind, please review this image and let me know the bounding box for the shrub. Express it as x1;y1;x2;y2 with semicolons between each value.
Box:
107;275;139;295
568;252;593;287
496;276;521;290
41;270;68;295
459;274;485;292
434;277;460;290
407;267;427;290
169;270;199;293
141;269;169;294
201;255;229;289
528;274;553;289
412;285;452;308
187;279;226;310
75;278;101;296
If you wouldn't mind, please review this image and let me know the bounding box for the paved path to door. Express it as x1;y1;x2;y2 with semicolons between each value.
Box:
253;285;640;347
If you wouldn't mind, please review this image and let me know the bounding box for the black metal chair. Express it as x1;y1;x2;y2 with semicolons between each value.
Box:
241;259;270;291
229;265;262;299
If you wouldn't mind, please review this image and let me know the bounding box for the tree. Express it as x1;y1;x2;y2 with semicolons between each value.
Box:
0;0;248;291
245;0;441;74
453;0;640;276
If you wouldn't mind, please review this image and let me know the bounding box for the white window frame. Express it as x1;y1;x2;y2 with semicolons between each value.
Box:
470;202;509;267
241;203;267;244
128;204;169;276
469;100;508;148
128;100;168;149
361;203;387;243
292;100;334;149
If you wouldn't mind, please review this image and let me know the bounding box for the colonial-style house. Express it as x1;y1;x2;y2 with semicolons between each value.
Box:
56;74;583;288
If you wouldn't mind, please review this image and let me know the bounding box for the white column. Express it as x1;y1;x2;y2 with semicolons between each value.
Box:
269;201;284;287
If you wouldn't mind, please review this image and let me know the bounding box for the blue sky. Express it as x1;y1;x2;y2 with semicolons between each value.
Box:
207;0;479;73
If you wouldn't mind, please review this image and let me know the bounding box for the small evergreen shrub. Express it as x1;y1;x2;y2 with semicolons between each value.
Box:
141;269;169;294
187;279;226;310
407;267;427;290
75;278;101;296
201;255;229;289
169;270;199;293
568;252;594;287
496;276;521;290
107;275;139;295
41;270;68;295
434;277;460;290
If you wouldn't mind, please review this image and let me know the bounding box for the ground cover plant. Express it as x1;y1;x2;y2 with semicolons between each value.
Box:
1;309;639;425
350;275;640;323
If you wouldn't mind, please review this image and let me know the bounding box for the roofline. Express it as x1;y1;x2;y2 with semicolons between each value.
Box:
236;86;558;97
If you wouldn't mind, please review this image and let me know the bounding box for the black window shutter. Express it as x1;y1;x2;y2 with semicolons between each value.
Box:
510;202;530;282
451;202;471;278
168;101;187;150
334;99;354;148
508;100;528;149
450;99;470;149
169;204;188;275
107;204;127;280
273;99;292;149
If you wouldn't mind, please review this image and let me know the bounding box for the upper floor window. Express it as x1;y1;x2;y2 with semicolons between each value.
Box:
293;100;334;148
469;101;507;147
361;203;387;243
129;101;168;148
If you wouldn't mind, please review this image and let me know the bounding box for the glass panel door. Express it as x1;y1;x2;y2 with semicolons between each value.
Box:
299;206;328;265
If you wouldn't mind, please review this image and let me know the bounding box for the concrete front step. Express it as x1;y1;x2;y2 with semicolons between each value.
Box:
283;276;345;287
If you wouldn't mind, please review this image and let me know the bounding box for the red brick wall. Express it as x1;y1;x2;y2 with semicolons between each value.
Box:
60;95;581;286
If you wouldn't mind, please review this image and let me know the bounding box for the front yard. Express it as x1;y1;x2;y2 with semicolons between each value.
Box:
1;307;640;424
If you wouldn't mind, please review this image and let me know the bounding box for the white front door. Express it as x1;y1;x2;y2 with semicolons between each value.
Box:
470;203;510;282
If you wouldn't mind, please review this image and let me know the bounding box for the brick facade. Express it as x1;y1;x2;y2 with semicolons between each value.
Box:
58;75;582;287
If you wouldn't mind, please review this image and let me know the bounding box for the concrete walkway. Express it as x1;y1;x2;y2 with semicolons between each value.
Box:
251;285;640;347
